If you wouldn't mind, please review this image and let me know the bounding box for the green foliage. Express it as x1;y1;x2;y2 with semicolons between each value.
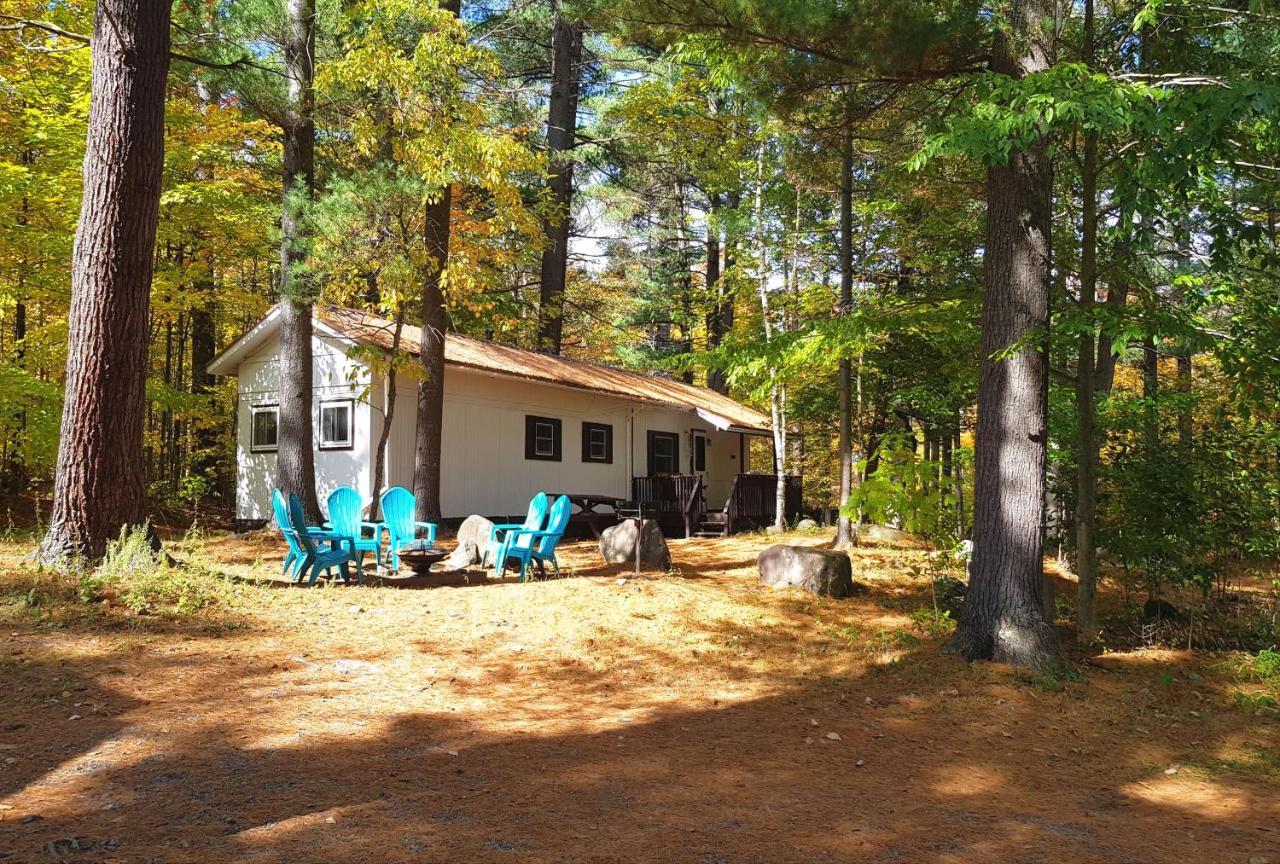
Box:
79;525;237;617
845;432;962;542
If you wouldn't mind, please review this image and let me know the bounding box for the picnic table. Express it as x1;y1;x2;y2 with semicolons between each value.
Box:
556;493;626;539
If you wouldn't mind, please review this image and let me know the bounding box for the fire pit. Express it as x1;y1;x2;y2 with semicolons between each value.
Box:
395;541;448;576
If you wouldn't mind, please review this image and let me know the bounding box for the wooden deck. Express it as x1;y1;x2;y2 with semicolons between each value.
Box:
629;473;803;538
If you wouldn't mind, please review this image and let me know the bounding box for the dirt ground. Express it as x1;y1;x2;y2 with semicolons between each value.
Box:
1;528;1278;863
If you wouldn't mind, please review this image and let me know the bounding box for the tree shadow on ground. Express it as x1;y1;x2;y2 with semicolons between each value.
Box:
3;617;1278;864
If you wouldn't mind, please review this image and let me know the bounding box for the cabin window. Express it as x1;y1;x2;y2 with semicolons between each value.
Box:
647;431;680;475
525;415;562;461
250;404;278;452
319;399;354;450
582;422;613;464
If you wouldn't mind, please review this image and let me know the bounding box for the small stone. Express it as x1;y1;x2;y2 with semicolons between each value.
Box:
1164;766;1179;775
325;815;336;824
69;714;82;721
810;718;819;727
1001;730;1013;738
4;757;16;765
348;605;364;614
864;697;873;705
616;578;627;586
446;750;459;757
804;737;814;745
855;759;865;767
825;732;841;741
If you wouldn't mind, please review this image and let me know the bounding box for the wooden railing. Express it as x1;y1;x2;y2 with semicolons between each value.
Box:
630;473;801;536
725;473;803;533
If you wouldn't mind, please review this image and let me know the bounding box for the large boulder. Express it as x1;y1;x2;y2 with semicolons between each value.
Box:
442;514;496;569
600;519;671;570
758;544;859;598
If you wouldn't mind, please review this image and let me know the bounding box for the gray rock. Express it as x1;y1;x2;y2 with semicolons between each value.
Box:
765;524;785;536
795;518;819;532
600;519;671;570
445;515;496;569
757;544;860;598
857;523;928;547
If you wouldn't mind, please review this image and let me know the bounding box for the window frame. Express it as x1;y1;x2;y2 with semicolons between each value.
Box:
318;398;355;451
524;415;562;461
249;403;279;453
647;430;680;476
581;421;613;464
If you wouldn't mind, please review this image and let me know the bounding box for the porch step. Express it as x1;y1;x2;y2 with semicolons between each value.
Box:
695;520;728;537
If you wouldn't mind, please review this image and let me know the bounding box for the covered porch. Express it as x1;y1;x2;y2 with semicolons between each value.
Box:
629;473;803;538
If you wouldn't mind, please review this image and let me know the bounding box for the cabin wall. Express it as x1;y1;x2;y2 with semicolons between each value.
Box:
233;332;373;521
384;367;747;519
231;332;751;524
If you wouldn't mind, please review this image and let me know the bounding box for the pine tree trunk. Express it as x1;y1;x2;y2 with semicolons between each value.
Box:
704;192;725;392
1177;352;1192;453
39;0;171;564
536;0;584;355
1075;0;1100;641
275;0;321;522
945;0;1060;669
835;116;856;549
414;189;451;523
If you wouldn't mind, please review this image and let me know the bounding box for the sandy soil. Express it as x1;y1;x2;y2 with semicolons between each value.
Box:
1;530;1278;863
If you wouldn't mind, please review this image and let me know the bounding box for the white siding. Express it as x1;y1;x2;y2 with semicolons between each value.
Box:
382;366;746;519
234;332;373;520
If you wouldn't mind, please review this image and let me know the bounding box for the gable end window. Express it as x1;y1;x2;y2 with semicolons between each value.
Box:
582;422;613;464
647;430;680;475
525;415;562;461
250;404;279;453
319;399;354;450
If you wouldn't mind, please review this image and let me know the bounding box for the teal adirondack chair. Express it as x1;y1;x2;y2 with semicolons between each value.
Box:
498;494;572;581
380;486;437;570
273;488;336;582
486;492;549;580
288;493;359;586
325;486;382;572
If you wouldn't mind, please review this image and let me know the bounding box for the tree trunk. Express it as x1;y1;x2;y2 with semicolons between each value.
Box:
1177;351;1192;453
835;115;856;549
704;192;726;392
38;0;171;563
274;0;321;522
536;0;584;355
413;189;451;523
945;0;1060;669
1075;0;1100;642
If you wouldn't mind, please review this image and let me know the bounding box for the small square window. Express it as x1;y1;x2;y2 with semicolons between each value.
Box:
648;431;679;475
319;399;354;450
582;422;613;464
525;415;561;461
250;404;278;452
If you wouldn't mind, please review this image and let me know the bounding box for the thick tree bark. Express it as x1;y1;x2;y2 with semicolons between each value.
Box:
1075;0;1100;642
413;192;451;523
835;117;856;549
274;0;321;522
38;0;171;563
946;0;1061;668
536;0;584;355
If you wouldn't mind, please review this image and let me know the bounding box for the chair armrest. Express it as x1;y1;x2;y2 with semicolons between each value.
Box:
488;523;524;542
415;522;437;544
309;530;353;549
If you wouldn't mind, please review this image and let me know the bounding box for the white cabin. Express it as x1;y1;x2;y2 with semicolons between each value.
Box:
208;305;777;529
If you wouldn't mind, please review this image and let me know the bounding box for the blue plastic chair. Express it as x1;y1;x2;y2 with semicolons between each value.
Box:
380;486;437;570
499;494;572;581
325;486;382;572
272;488;333;582
486;492;549;580
288;493;358;586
